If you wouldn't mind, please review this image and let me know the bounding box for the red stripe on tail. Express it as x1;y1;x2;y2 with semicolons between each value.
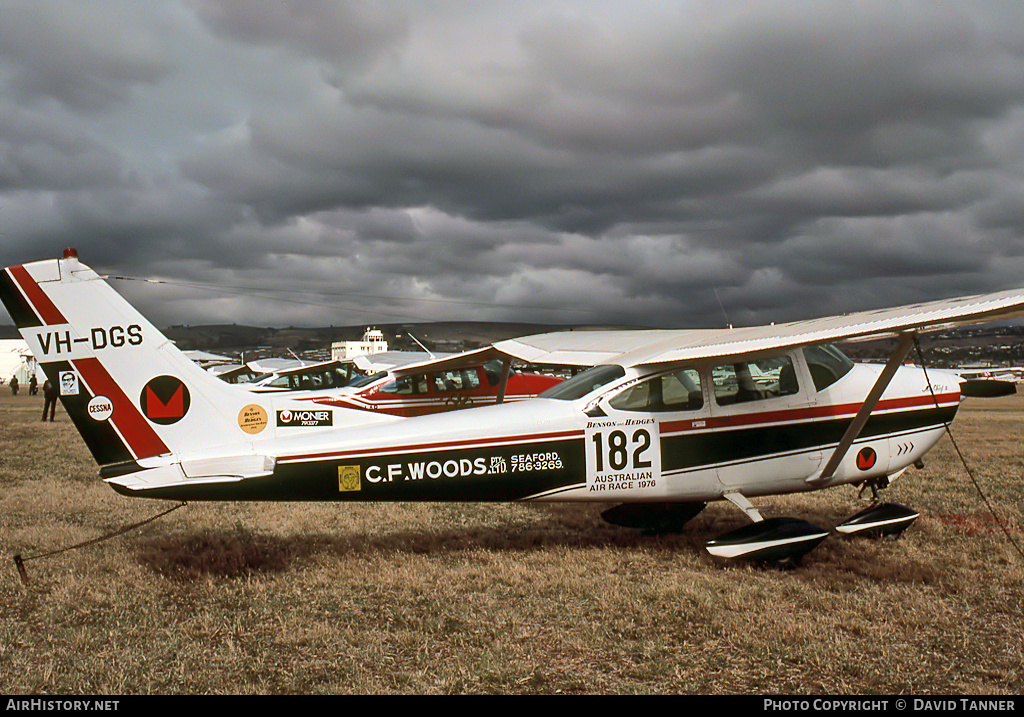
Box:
9;265;66;325
74;357;170;460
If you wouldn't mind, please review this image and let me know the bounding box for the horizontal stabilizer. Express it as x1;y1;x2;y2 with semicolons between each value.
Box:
105;454;275;491
959;379;1018;398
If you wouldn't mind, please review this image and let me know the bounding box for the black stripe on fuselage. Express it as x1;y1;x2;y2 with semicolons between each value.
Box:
109;437;586;502
660;404;957;473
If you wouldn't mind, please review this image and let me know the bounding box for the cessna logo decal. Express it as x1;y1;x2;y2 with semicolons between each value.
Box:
87;395;114;421
856;446;877;471
140;376;190;425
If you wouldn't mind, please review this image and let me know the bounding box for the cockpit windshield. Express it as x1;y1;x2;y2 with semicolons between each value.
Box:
802;344;855;391
539;365;625;401
349;371;387;388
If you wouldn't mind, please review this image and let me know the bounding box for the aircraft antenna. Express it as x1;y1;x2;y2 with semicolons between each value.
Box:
714;288;733;329
405;332;436;359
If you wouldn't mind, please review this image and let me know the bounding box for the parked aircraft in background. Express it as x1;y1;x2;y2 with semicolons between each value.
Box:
208;363;264;384
244;359;360;393
208;347;562;416
4;249;1024;567
302;348;562;416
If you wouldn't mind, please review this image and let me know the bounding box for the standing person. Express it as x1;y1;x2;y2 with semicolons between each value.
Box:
9;376;17;395
42;379;58;422
29;375;37;395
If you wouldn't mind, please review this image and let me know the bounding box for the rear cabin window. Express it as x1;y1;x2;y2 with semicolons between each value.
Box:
802;344;855;391
609;369;703;412
713;356;799;406
432;369;481;393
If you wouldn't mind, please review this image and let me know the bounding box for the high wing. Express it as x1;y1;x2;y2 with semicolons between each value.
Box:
384;346;505;376
352;351;447;373
269;359;350;376
494;288;1024;367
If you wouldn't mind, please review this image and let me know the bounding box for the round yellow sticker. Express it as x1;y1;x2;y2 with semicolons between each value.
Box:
238;404;268;434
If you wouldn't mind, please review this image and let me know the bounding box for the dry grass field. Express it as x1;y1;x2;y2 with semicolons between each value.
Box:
1;388;1022;695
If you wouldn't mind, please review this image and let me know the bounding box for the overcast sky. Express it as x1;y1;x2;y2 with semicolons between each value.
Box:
3;0;1024;330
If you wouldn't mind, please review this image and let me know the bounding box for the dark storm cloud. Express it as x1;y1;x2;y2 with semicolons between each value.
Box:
0;1;172;112
3;0;1024;330
193;0;409;68
0;109;127;191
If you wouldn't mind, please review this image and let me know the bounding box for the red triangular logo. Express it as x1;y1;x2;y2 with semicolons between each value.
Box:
856;447;877;470
145;385;183;419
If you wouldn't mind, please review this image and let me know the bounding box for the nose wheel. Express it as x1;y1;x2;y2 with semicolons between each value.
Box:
856;475;891;503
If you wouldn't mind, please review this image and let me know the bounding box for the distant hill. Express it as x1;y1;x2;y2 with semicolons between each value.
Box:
159;321;603;359
3;321;1021;368
1;319;630;357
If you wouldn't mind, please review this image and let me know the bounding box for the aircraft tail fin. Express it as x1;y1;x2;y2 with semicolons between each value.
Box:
0;250;379;474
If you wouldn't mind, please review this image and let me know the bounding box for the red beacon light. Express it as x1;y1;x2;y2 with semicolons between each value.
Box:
62;248;79;259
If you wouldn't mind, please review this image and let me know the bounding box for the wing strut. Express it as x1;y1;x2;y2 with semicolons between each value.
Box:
495;358;512;404
811;331;917;484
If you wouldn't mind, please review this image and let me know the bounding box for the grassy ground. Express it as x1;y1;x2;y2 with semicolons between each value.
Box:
1;389;1022;694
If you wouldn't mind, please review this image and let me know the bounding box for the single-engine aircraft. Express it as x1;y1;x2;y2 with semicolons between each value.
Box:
221;340;562;415
300;349;563;417
243;359;359;392
4;249;1024;566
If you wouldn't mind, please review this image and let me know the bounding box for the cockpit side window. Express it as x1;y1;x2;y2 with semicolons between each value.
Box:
802;344;855;392
609;369;703;412
267;374;294;389
713;355;799;406
350;371;386;388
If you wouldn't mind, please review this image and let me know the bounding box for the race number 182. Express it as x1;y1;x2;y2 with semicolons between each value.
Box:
590;427;653;473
